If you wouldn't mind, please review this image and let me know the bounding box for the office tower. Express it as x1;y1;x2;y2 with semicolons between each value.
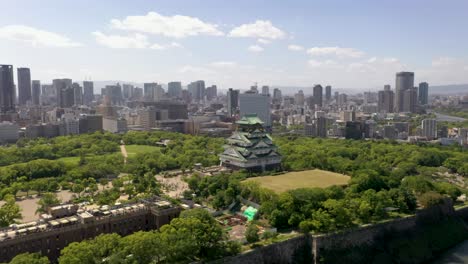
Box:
334;91;339;101
312;84;323;108
261;86;270;96
421;119;437;140
378;85;394;113
383;124;396;139
133;87;143;100
139;107;156;130
0;121;19;143
168;82;182;98
122;84;134;100
250;85;259;94
273;88;282;104
227;88;239;117
418;82;429;105
384;84;391;91
206;85;217;101
153;84;164;101
104;84;123;105
83;81;94;105
188;80;205;102
345;121;364;139
315;117;327;137
144;82;158;101
31;80;41;105
72;82;83;106
54;78;73;108
402;87;417;113
325;85;332;101
239;91;271;127
395;72;415;112
17;67;31;105
295;90;305;106
338;93;347;105
1;65;17;112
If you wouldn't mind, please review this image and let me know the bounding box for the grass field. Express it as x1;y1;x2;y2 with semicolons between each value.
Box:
125;145;160;156
245;169;350;192
56;156;81;166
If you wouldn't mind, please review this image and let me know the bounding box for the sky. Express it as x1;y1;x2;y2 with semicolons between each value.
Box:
1;0;468;91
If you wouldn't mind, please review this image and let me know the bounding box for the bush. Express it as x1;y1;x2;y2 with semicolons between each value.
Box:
245;223;260;243
418;191;445;208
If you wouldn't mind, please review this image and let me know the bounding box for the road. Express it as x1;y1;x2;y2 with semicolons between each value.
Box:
432;112;467;122
120;145;128;163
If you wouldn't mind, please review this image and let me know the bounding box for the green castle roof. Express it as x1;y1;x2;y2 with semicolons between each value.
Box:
236;114;264;125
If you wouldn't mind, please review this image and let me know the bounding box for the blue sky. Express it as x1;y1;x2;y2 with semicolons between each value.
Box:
1;0;468;91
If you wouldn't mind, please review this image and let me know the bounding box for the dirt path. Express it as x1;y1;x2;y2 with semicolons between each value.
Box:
120;145;128;163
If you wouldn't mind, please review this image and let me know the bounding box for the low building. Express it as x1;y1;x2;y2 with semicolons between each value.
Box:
0;121;19;143
0;197;180;263
103;117;128;133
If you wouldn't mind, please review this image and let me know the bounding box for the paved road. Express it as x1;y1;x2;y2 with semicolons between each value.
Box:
432;112;467;122
120;145;128;163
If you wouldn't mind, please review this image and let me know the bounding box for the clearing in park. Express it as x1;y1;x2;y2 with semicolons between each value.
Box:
245;169;350;192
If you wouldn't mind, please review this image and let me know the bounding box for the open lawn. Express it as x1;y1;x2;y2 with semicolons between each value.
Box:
125;145;160;156
245;169;350;193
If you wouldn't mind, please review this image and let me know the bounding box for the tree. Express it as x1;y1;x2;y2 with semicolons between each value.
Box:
59;234;121;264
9;252;50;264
0;194;22;227
245;223;260;243
36;193;61;214
419;191;445;208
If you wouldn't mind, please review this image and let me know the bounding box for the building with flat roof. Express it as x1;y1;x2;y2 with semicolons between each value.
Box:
0;121;19;143
239;92;271;127
0;65;15;113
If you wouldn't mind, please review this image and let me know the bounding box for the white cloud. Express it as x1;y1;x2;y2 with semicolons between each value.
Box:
288;44;304;51
307;46;365;58
93;31;149;49
229;20;286;40
0;25;81;47
178;65;214;74
308;59;340;68
110;11;223;38
210;61;237;68
248;45;264;52
418;57;468;85
257;38;271;44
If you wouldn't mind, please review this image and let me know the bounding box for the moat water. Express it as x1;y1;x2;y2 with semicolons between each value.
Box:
433;240;468;263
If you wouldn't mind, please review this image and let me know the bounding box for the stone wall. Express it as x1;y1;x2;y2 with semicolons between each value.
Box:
219;201;467;264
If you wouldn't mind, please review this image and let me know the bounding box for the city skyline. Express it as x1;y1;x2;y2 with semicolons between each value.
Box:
1;0;468;90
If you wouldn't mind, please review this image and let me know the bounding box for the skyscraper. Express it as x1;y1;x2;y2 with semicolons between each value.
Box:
395;72;415;112
17;68;31;105
73;82;83;106
188;80;205;102
378;85;394;113
273;88;282;104
239;91;271;127
144;83;158;101
54;78;73;108
418;82;429;105
122;84;134;100
295;90;305;106
313;84;323;108
325;85;332;101
206;85;217;101
32;80;41;105
83;81;94;106
261;86;270;96
421;119;437;140
0;65;15;113
104;84;123;105
227;88;239;117
168;82;182;98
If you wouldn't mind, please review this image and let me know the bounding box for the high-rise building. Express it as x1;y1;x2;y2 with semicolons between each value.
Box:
104;84;123;105
17;68;31;105
262;86;270;96
83;81;94;105
395;72;415;112
227;88;239;117
31;80;41;105
325;85;332;101
313;84;323;108
338;93;347;105
378;85;394;113
273;88;282;104
144;83;158;101
153;84;164;102
73;82;83;106
421;119;437;140
295;90;305;106
54;78;73;108
418;82;429;105
122;84;134;100
403;87;418;113
0;65;15;113
239;91;271;127
168;82;182;98
206;85;217;101
78;114;103;134
188;80;205;102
